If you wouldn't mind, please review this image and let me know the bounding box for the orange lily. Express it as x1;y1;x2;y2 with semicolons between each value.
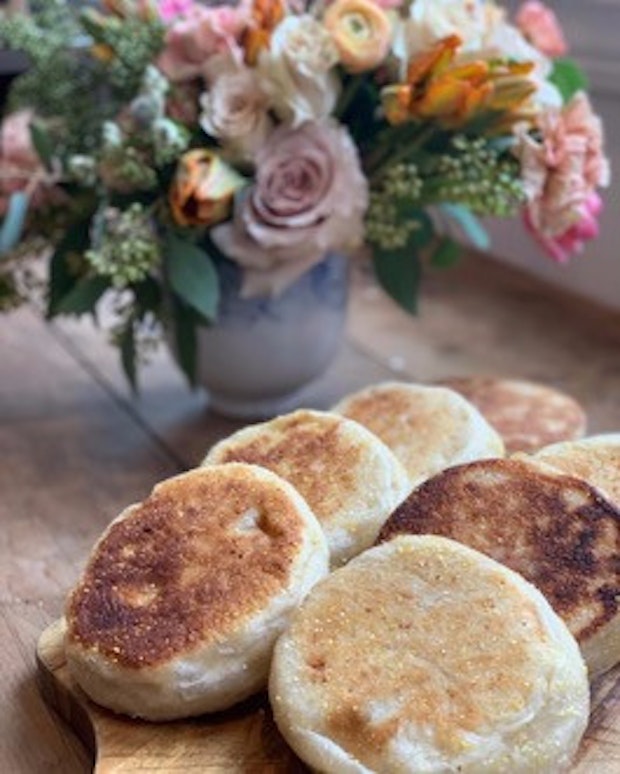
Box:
242;0;286;66
382;35;536;131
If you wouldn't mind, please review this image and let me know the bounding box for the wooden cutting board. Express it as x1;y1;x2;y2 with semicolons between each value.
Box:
37;619;620;773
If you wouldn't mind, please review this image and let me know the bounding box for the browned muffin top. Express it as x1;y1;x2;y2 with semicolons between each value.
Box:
66;465;304;668
379;458;620;646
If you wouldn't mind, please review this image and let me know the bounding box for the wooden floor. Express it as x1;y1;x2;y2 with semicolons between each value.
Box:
1;251;619;772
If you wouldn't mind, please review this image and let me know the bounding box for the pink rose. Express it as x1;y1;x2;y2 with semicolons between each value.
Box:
157;5;249;82
212;121;368;297
515;1;567;58
517;93;610;242
0;110;48;215
525;192;603;263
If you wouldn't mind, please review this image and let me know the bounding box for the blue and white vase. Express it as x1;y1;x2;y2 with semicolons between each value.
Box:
196;252;349;419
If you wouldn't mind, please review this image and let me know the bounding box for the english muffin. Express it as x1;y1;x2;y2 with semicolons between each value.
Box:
440;376;587;453
532;433;620;508
203;409;410;567
270;535;589;774
65;464;329;720
379;457;620;678
333;382;504;487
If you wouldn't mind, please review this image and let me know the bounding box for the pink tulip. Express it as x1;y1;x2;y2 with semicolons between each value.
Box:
158;0;194;23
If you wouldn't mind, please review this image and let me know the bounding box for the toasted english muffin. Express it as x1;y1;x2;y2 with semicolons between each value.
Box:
203;409;410;567
532;433;620;508
440;376;587;453
332;382;504;487
65;464;329;720
270;535;589;774
379;457;620;678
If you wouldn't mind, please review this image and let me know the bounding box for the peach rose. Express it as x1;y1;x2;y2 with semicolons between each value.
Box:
516;1;567;58
212;121;368;297
516;93;610;246
169;149;246;227
323;0;393;74
158;4;249;82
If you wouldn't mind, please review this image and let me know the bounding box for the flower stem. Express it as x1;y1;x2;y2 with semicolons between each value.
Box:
368;124;436;185
334;74;366;121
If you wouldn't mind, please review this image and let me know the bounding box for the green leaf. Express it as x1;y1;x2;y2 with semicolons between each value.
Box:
372;244;422;315
0;192;30;256
164;234;219;323
549;58;589;103
29;121;55;170
47;219;93;317
440;204;490;251
404;209;434;248
171;299;198;387
119;319;137;393
430;237;461;269
55;275;109;315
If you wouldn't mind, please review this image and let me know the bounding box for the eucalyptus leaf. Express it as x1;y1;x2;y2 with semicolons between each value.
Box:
55;275;109;316
0;192;30;256
165;234;219;323
47;219;93;317
440;204;490;251
29;121;55;170
171;299;198;387
431;237;461;269
119;319;137;393
372;244;422;314
549;58;589;103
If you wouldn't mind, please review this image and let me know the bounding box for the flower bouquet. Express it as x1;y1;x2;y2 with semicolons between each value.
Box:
0;0;610;387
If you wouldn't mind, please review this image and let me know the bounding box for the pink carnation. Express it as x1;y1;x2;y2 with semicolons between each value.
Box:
517;93;610;256
157;0;194;23
516;1;567;58
157;4;249;82
525;192;603;264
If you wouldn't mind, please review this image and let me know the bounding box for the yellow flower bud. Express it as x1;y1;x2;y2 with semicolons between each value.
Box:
169;150;245;228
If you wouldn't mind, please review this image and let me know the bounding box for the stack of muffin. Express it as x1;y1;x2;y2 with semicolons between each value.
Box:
63;378;620;773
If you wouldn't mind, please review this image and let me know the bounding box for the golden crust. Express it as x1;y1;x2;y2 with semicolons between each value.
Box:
204;409;409;566
534;435;620;508
270;536;589;773
65;465;305;669
206;411;365;527
379;458;620;650
441;377;587;453
333;382;503;486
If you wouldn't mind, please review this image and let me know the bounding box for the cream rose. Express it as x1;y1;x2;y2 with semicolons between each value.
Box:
257;15;340;126
199;63;272;160
212;121;368;298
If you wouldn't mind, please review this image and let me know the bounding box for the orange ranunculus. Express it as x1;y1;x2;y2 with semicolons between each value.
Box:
382;35;536;130
323;0;392;74
169;150;246;228
242;0;286;66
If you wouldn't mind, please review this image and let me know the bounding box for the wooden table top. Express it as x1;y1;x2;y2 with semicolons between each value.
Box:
1;252;619;772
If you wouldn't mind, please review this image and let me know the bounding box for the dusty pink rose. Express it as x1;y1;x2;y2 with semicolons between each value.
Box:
157;0;194;22
0;110;50;215
516;1;567;58
212;121;368;297
517;93;610;245
525;192;603;263
157;5;249;82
